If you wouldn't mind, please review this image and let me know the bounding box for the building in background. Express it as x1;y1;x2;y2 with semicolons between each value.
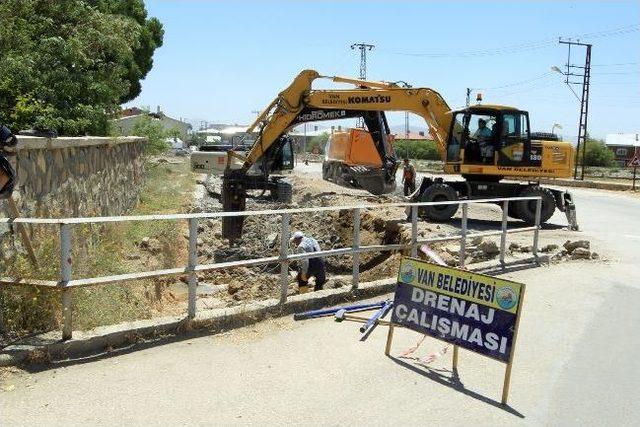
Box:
114;106;192;141
392;131;429;141
605;133;639;166
289;125;332;153
194;125;256;151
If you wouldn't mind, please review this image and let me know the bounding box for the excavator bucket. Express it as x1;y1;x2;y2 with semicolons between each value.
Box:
352;164;398;195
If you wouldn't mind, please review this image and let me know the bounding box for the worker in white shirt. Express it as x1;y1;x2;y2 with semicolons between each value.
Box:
290;231;326;292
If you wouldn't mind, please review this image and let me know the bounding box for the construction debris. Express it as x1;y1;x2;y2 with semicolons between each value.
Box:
169;170;598;308
564;240;590;252
550;239;597;263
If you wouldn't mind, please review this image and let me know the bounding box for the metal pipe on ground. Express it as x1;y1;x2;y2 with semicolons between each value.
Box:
293;301;386;321
359;300;393;334
334;311;393;327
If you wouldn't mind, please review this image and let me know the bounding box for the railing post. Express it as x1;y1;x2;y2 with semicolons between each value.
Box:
352;208;361;290
187;217;198;319
532;197;542;263
60;223;73;340
410;205;418;257
459;203;468;269
279;213;291;303
500;200;508;268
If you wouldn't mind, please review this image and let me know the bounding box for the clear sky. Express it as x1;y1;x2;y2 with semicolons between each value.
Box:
128;1;640;140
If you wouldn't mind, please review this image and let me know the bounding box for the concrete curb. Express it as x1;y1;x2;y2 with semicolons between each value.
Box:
0;278;396;367
534;178;635;192
412;167;637;192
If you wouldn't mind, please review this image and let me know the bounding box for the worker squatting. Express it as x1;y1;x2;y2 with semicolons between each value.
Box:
394;287;509;355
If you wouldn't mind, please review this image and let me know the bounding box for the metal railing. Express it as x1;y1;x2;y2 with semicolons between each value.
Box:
1;196;542;340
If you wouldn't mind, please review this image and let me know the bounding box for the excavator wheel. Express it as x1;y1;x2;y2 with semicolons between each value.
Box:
419;183;459;222
503;202;520;220
515;186;556;225
322;163;331;181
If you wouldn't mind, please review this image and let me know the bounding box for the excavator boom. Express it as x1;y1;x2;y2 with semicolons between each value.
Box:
239;70;453;170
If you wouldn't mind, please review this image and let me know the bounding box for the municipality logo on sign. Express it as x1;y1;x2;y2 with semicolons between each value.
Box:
400;262;416;284
496;286;518;310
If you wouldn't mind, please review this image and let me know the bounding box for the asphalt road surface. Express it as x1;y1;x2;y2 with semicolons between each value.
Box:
2;175;639;426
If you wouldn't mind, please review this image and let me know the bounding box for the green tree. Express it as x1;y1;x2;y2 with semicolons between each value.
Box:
393;140;441;160
166;127;182;140
578;138;615;167
132;116;169;155
308;132;329;154
0;0;163;136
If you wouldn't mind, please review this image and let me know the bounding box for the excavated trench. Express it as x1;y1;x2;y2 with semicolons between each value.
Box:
190;173;590;309
191;176;407;306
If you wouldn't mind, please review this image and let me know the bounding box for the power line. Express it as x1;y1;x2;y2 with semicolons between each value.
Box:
591;71;638;75
378;24;638;58
379;39;555;58
472;68;637;99
592;62;639;67
589;81;639;84
476;72;554;91
488;79;560;98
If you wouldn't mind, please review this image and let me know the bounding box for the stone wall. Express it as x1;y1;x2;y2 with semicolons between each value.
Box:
1;136;147;259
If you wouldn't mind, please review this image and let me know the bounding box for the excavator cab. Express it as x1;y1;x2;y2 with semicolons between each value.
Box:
268;135;295;172
447;106;540;169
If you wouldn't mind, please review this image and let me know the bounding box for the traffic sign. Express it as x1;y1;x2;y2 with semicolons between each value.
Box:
386;257;526;404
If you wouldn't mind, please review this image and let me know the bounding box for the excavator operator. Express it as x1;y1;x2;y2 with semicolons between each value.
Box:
474;118;494;163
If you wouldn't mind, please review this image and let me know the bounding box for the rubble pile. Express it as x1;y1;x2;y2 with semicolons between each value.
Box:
549;240;599;262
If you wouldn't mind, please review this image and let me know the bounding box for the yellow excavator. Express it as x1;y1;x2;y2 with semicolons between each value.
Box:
204;70;577;242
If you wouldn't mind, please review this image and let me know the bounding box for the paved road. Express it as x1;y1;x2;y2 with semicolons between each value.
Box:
2;174;639;426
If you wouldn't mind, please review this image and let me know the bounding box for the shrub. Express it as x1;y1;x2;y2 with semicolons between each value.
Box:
579;139;615;167
393;139;441;160
132;115;170;155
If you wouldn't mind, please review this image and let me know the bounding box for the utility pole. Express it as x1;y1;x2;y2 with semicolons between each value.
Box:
559;38;592;180
404;112;410;139
351;43;375;128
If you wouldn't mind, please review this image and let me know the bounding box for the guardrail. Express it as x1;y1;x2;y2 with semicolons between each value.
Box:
1;196;542;340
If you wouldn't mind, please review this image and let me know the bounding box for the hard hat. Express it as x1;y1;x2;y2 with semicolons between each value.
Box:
290;231;304;241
